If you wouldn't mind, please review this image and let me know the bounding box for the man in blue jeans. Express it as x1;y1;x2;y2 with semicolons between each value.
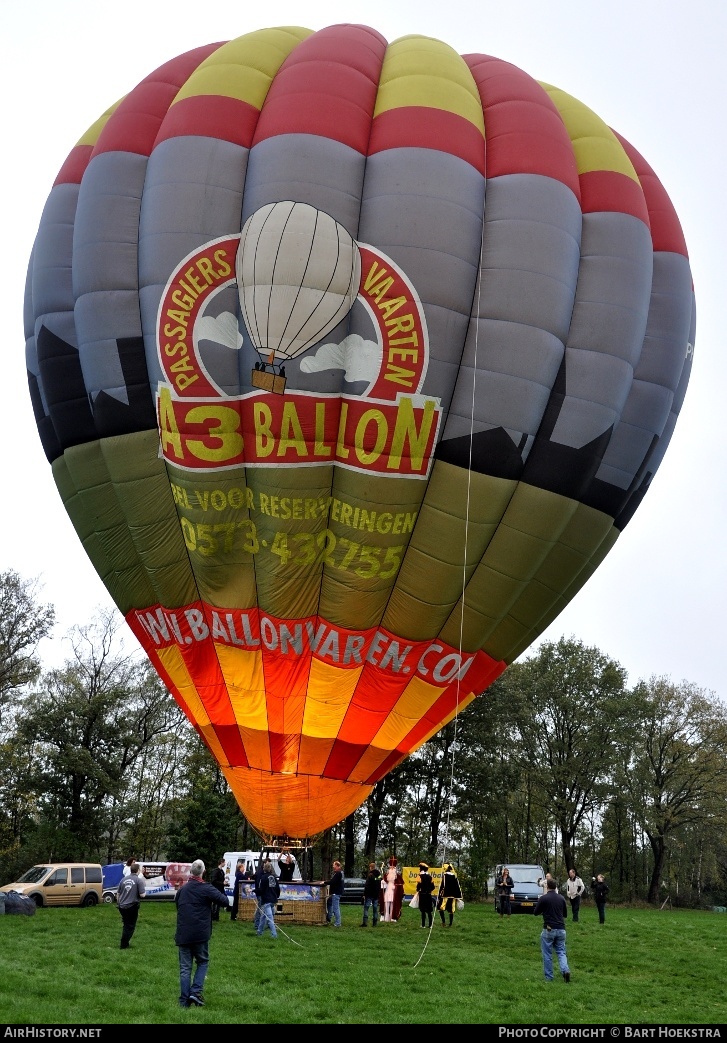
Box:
360;862;381;927
533;878;571;983
174;859;230;1008
324;860;344;927
255;861;280;938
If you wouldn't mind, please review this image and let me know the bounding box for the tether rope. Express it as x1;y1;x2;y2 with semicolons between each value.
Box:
412;198;486;970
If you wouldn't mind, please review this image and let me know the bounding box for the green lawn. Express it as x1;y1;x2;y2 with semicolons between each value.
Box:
0;900;725;1024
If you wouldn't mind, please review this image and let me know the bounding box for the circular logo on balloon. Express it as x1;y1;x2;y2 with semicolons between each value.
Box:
155;201;441;478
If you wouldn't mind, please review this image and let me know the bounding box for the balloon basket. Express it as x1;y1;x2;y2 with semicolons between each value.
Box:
236;893;329;925
252;368;286;395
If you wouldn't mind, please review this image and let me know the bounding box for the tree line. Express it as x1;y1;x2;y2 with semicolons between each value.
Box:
1;569;726;906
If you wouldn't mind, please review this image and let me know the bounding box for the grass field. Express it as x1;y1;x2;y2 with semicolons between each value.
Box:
1;899;725;1025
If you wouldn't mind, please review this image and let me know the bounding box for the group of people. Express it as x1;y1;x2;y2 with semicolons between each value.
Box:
116;858;232;1006
359;857;463;930
116;849;610;1003
115;851;290;1006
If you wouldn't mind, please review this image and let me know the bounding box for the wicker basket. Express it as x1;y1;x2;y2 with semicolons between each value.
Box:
236;888;329;925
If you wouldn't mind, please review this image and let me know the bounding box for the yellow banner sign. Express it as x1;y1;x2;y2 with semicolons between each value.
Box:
402;866;443;895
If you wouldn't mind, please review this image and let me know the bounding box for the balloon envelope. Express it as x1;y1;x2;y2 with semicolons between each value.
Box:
24;24;695;838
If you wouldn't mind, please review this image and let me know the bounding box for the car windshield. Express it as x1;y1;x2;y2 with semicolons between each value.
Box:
510;871;540;885
17;866;51;883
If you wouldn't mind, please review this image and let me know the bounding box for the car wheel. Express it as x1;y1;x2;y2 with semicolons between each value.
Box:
31;893;44;908
102;892;116;904
81;892;99;907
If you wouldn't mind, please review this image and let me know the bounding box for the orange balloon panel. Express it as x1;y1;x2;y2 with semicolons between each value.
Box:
127;605;505;835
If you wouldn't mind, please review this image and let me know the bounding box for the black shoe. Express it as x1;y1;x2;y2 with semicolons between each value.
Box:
563;972;571;983
179;998;190;1008
189;994;205;1007
359;923;367;927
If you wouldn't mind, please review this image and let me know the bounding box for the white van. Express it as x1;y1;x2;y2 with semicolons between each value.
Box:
222;849;303;904
101;861;192;903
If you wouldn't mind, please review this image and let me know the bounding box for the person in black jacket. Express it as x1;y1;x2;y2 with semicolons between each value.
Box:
230;860;249;921
324;860;345;927
533;877;571;983
592;874;609;924
437;863;463;927
360;862;381;927
210;857;226;921
416;862;436;928
256;860;281;938
277;846;297;882
174;859;230;1008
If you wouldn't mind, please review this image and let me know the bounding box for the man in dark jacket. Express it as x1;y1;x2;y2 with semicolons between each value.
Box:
324;860;345;927
174;859;230;1008
252;861;268;932
210;857;226;921
230;859;248;921
361;862;381;927
592;874;610;923
255;860;281;938
533;878;571;983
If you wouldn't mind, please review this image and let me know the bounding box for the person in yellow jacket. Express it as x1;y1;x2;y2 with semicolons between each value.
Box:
437;863;463;926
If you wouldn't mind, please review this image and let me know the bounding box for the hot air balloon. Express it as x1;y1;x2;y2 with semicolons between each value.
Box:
24;24;695;840
238;200;362;392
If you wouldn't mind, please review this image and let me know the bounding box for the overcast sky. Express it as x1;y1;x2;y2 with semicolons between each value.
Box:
3;0;725;697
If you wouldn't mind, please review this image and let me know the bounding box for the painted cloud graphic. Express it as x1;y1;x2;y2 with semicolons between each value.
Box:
195;312;243;351
300;334;382;392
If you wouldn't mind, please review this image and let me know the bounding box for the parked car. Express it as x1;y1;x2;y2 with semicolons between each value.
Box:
102;861;192;903
494;863;545;914
341;878;366;904
0;863;103;908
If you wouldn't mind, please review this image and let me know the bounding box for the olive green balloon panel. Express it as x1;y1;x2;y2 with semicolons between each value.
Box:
24;25;695;838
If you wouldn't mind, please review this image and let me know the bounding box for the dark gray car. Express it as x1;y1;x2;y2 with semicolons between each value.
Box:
494;863;545;914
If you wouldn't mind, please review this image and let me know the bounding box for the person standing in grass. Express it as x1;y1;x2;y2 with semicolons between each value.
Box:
566;868;585;923
360;862;381;927
324;860;345;927
592;874;609;924
533;877;570;983
538;872;554;894
380;856;404;923
210;857;226;921
497;867;515;918
437;863;463;927
230;859;248;921
252;859;268;933
256;861;281;938
416;862;436;929
117;862;146;949
174;858;230;1008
